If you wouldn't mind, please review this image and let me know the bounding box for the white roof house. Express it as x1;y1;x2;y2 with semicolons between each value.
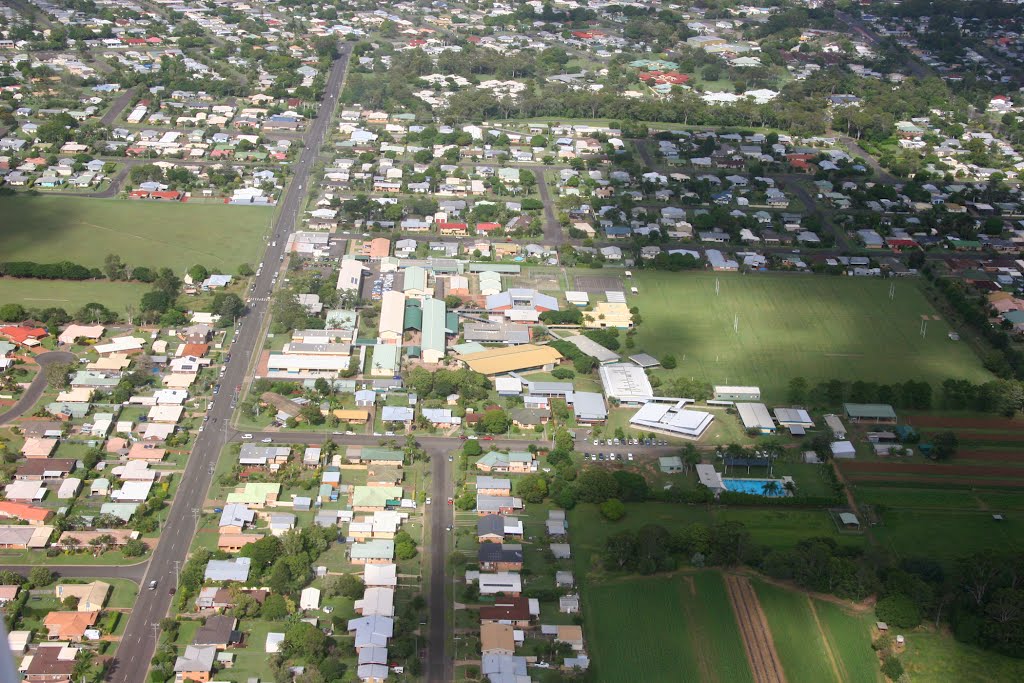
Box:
299;586;321;611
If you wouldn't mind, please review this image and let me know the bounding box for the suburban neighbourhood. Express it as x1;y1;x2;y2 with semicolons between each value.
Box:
1;0;1024;682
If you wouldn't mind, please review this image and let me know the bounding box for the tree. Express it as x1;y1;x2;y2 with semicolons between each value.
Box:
599;498;626;521
45;363;73;389
62;596;80;610
788;377;808;404
123;538;147;557
929;431;958;460
261;593;289;620
463;440;482;457
480;409;511;434
323;573;364;599
876;594;922;628
29;567;54;587
213;292;245;320
283;622;328;660
0;303;25;322
103;254;127;280
575;468;618;504
516;474;548;503
187;264;209;284
661;354;677;369
394;530;417;560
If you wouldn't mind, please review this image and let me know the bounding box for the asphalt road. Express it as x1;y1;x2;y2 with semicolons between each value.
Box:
523;164;564;244
100;86;138;127
106;46;352;683
426;442;453;682
0;351;76;425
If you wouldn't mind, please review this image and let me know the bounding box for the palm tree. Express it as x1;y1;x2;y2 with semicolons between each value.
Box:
783;480;797;497
762;480;781;497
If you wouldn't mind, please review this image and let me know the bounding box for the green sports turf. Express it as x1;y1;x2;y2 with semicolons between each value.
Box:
0;195;272;272
629;272;991;402
0;278;151;314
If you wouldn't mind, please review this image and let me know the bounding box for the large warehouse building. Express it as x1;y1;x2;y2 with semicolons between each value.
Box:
598;363;654;404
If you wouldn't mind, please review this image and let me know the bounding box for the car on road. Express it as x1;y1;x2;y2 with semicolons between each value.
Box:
148;580;158;590
446;526;453;532
482;436;493;441
448;455;453;462
425;498;431;505
261;438;272;443
333;431;344;435
241;433;253;440
447;497;454;505
466;435;478;440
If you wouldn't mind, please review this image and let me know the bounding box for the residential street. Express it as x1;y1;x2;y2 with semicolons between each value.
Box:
0;351;76;425
103;45;352;683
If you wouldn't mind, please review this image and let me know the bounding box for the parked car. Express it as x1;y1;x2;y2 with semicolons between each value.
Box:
261;438;273;443
241;434;253;440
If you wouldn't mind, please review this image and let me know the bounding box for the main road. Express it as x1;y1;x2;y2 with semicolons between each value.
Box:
105;45;352;683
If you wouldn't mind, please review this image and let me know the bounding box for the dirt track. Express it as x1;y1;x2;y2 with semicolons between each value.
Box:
725;574;786;683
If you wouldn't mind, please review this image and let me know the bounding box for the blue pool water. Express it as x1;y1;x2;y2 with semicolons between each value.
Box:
723;478;787;497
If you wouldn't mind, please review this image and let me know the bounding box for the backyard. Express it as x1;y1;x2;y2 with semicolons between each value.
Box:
628;272;991;402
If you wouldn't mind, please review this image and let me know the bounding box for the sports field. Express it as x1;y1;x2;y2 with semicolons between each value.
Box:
0;195;272;272
629;272;991;401
586;573;752;683
0;278;151;315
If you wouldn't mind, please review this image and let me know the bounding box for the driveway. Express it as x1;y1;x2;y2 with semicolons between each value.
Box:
0;350;76;425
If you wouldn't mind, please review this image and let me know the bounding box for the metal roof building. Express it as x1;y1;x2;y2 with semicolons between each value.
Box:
736;402;776;433
598;363;654;404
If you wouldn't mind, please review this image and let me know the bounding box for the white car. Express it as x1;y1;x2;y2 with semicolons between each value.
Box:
627;453;634;461
261;438;272;443
425;497;431;505
241;433;253;440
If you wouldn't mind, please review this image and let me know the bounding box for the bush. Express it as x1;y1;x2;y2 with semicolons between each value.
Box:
551;367;575;380
881;654;904;681
875;594;921;629
599;498;626;521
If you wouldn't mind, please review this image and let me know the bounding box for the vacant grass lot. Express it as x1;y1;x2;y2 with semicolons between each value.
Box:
872;508;1024;567
0;277;150;314
814;600;882;683
0;195;272;272
629;272;991;401
586;574;752;683
902;631;1024;683
569;503;862;579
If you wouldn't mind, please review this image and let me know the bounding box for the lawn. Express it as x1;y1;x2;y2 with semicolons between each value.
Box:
0;195;272;272
0;277;151;315
629;272;991;402
901;631;1024;683
753;580;839;682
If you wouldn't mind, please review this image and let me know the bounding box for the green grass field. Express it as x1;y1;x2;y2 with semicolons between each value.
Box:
586;573;752;683
902;631;1024;683
814;600;882;683
872;508;1024;567
0;278;151;314
569;503;862;580
754;580;840;682
0;195;272;272
629;272;991;402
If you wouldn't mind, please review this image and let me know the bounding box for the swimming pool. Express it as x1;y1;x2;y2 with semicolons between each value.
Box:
722;478;788;497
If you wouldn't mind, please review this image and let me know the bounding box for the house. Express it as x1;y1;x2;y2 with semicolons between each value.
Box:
479;596;537;627
225;482;281;508
204;557;251;583
351;539;395;565
476;494;523;516
476;451;535;474
354;587;395;617
192;615;240;649
481;622;516;656
173;645;216;682
0;501;52;524
300;586;321;611
24;644;79;682
559;594;580;613
54;582;109;612
476;476;512;496
477;572;523;596
478;543;524;571
477;514;523;542
42;611;99;642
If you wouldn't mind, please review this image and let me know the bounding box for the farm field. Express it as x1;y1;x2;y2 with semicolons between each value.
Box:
0;277;150;315
814;600;882;683
753;579;842;683
628;272;991;401
0;195;272;272
585;573;752;683
901;631;1024;683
